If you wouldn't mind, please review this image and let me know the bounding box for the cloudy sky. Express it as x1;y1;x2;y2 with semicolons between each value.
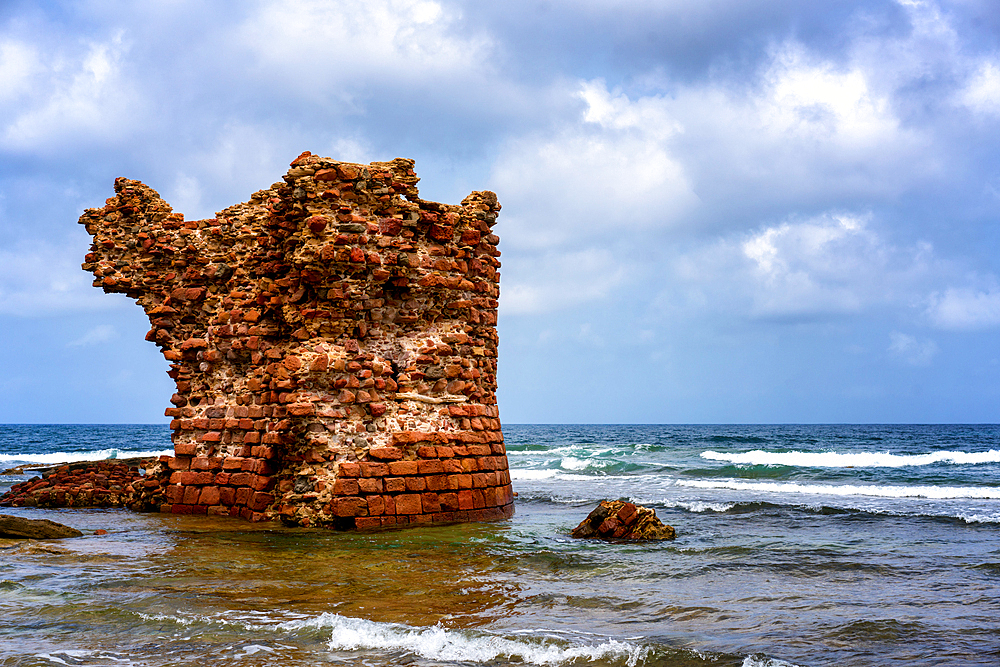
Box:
1;0;998;423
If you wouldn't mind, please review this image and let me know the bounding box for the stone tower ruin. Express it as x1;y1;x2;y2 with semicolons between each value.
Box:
78;151;513;529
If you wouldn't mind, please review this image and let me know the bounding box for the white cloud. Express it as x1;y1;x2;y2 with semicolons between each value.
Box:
232;0;491;91
670;211;935;321
888;331;938;366
959;61;1000;116
0;41;42;104
491;80;698;252
926;287;1000;330
67;324;118;347
0;33;144;152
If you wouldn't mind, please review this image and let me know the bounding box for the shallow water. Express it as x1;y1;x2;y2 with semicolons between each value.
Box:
2;424;1000;666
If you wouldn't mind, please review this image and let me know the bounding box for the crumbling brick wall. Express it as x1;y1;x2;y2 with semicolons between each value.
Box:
78;152;512;529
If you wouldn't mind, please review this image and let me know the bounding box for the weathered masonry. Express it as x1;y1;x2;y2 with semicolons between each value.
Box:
79;152;513;529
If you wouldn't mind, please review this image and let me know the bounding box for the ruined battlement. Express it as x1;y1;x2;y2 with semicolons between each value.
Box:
77;151;513;529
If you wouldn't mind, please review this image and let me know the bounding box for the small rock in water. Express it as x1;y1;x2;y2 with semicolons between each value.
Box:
0;514;84;539
571;500;675;540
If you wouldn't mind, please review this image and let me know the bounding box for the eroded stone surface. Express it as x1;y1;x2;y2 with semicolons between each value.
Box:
571;500;675;540
78;152;512;529
0;514;84;539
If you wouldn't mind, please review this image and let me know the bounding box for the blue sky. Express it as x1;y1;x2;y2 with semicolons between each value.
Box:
1;0;999;423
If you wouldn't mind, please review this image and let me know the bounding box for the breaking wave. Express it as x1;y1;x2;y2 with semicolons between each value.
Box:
677;478;1000;500
0;448;171;467
701;449;1000;468
279;613;650;666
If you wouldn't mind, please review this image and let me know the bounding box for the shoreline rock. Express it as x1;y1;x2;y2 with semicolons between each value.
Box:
571;500;675;541
0;514;83;539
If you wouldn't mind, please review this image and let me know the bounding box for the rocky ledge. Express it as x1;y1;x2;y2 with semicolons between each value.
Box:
0;514;83;539
571;500;675;540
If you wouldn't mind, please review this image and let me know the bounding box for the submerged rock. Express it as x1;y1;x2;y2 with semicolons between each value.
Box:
0;514;84;539
571;500;675;540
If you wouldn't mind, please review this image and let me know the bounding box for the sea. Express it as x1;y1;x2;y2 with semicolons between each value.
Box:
2;423;999;667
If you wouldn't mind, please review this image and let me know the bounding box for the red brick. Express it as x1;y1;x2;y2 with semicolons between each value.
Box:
355;517;382;530
358;478;383;493
167;457;191;470
368;447;402;460
338;462;360;477
229;472;252;486
457;490;474;510
387;461;418;476
199;486;221;505
417;446;438;458
175;443;198;456
418;460;445;474
251;474;274;491
439;492;459;512
333;497;368;517
235;487;253;505
426;475;449;491
249;492;274;511
192;456;222;470
333;479;359;496
360;462;388;477
404;477;427;491
182;486;200;504
385;477;406;493
420;493;441;514
223;457;245;470
367;495;385;516
395;494;422;514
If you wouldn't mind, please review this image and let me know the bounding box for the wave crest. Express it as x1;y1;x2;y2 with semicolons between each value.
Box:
677;478;1000;500
279;613;649;666
0;448;171;466
701;449;1000;468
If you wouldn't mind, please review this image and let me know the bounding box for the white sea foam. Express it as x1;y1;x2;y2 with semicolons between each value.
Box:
675;501;737;513
956;512;1000;524
509;470;598;482
677;478;1000;499
0;448;171;466
742;655;802;667
701;448;1000;468
560;456;590;470
279;613;649;666
510;469;560;480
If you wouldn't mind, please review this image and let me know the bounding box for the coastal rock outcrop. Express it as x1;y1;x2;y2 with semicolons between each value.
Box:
0;514;83;539
77;152;512;529
571;500;675;540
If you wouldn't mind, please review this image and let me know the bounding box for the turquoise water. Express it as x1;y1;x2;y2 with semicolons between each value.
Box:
2;424;999;666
